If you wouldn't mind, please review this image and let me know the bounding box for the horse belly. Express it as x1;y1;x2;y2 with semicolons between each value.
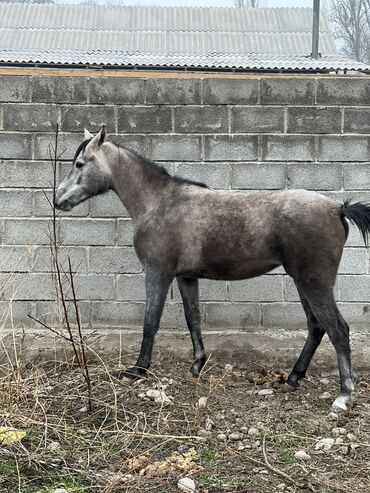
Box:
179;249;280;281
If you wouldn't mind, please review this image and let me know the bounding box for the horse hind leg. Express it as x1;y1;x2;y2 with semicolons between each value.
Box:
296;281;354;411
177;277;206;377
287;288;325;389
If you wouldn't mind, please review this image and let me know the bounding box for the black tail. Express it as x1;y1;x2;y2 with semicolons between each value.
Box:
340;199;370;246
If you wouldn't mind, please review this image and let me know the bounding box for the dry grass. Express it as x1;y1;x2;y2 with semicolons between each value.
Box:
0;346;370;493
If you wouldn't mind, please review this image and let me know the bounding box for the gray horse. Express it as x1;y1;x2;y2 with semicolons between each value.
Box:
55;127;370;412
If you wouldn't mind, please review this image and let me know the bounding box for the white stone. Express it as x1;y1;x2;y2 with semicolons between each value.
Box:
347;433;356;442
258;389;274;396
332;427;347;436
197;396;208;409
48;441;60;452
217;433;227;441
146;389;173;405
319;392;331;400
178;477;196;493
224;364;234;372
248;427;259;436
320;378;330;385
229;432;243;441
52;489;68;493
315;438;335;451
294;450;311;461
328;412;338;420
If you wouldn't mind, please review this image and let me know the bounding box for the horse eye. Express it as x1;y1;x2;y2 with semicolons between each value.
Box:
75;161;84;169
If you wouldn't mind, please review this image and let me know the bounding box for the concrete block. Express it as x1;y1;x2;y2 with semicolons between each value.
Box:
203;78;258;104
287;163;342;190
161;301;196;329
346;224;365;246
32;246;88;273
228;275;283;302
231;162;286;189
172;279;227;302
35;300;92;327
61;105;115;132
3;104;60;132
339;275;370;301
262;135;315;162
118;106;172;133
205;302;261;328
32;76;87;103
3;272;53;300
338;248;367;274
283;276;299;301
261;78;316;105
318;136;370;162
0;76;30;102
91;301;145;327
337;302;370;328
287;106;341;134
3;219;52;245
317;78;370;105
231;106;284;133
175;162;230;189
89;191;128;217
0;189;32;216
109;134;147;155
344;163;370;190
89;246;142;274
204;135;258;161
116;219;134;246
90;77;145;104
262;302;306;327
35;133;83;161
344;108;370;133
0;246;32;272
174;106;228;133
73;274;116;301
148;135;202;161
0;133;32;159
59;219;115;246
0;161;54;188
0;300;33;326
33;190;89;217
145;78;201;104
117;274;146;301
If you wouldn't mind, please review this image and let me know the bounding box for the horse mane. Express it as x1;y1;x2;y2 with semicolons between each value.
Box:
73;138;92;163
74;138;208;189
114;142;209;189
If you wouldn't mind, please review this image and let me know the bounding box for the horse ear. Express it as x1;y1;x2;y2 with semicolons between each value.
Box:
98;125;106;146
89;126;107;149
84;128;94;140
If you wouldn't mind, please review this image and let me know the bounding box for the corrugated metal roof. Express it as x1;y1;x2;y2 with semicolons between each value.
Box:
0;3;366;72
1;49;368;73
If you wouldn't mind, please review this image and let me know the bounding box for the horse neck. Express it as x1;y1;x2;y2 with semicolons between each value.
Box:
110;146;169;221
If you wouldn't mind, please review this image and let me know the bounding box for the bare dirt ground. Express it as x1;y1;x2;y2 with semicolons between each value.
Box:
0;351;369;493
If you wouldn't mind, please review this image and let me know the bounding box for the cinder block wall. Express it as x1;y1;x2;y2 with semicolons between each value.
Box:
1;71;370;331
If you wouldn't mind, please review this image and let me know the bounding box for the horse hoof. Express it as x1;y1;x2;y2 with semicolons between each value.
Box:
281;382;298;393
332;395;350;412
121;367;146;384
190;360;205;378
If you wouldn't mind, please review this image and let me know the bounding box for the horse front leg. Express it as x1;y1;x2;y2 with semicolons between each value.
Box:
122;269;171;381
177;277;206;377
